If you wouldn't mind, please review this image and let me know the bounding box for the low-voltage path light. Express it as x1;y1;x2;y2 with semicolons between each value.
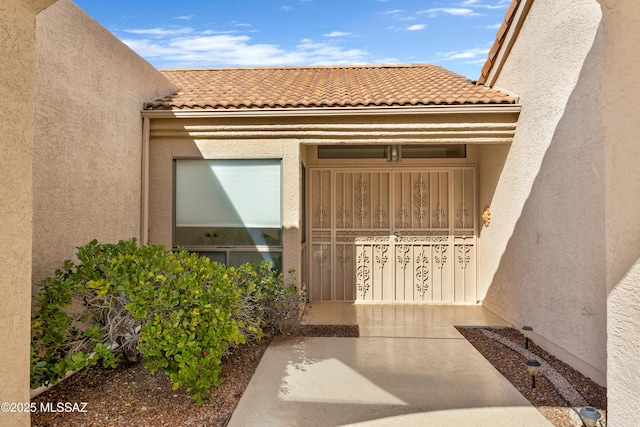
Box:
579;406;602;427
525;359;541;389
522;325;533;349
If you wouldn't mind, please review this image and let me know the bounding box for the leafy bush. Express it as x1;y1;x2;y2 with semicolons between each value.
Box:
31;256;120;390
31;238;307;405
229;263;307;349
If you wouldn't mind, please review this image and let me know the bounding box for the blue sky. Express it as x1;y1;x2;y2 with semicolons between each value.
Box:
73;0;511;80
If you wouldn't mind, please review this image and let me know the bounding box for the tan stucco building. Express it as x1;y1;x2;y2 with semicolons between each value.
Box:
143;65;519;308
1;0;639;425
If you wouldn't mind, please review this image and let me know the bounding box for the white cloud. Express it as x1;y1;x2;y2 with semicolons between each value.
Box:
280;5;292;11
295;39;369;64
464;58;491;65
486;23;502;29
120;32;370;68
124;27;194;36
460;0;510;9
407;24;426;31
382;8;418;22
419;8;481;17
436;47;489;60
173;15;194;21
323;31;351;37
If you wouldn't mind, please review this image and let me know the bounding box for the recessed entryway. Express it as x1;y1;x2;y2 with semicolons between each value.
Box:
307;166;477;303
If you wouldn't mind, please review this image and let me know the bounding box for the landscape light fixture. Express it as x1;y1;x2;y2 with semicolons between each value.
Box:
522;326;533;349
579;406;602;427
525;359;541;389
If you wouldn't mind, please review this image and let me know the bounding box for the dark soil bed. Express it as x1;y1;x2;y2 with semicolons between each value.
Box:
31;325;359;427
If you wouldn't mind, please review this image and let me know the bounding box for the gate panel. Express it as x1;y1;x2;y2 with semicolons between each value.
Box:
334;243;355;300
453;169;476;230
355;237;393;301
394;242;437;302
454;238;477;303
432;240;452;302
310;242;330;300
357;236;454;303
311;170;332;229
308;166;477;303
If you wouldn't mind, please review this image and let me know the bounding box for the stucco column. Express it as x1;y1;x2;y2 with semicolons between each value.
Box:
0;0;57;425
598;0;640;425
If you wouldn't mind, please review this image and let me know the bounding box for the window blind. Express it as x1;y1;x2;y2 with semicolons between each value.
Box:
175;159;282;228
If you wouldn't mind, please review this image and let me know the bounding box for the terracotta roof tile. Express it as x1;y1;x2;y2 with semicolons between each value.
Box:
145;64;516;110
477;0;524;86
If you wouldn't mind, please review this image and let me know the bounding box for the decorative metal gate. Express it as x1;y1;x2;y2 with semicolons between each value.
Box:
308;167;477;303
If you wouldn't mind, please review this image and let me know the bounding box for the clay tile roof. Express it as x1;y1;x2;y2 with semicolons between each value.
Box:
477;0;523;86
145;64;516;111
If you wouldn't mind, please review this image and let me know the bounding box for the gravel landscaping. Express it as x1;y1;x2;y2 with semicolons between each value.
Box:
32;324;605;427
457;327;607;427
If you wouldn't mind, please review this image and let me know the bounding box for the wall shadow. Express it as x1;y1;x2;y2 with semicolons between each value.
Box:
482;22;607;376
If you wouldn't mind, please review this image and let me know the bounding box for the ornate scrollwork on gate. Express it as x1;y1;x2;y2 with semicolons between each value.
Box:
337;245;351;267
314;244;328;269
314;206;327;228
397;245;410;269
415;250;430;298
338;207;350;228
414;177;429;226
375;206;387;228
356;248;371;298
456;205;470;228
374;244;389;268
355;176;369;225
355;235;390;243
396;207;409;228
434;244;448;269
340;231;387;242
434;205;446;228
456;245;471;269
396;236;448;243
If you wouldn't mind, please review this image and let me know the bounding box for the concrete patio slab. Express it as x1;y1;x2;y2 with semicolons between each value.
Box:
228;304;553;427
306;302;511;338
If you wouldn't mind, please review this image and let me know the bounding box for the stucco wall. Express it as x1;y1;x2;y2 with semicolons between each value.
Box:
599;0;640;424
32;0;177;283
478;0;606;383
0;1;57;424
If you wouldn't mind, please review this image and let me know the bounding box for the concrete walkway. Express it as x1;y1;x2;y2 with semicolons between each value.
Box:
228;303;553;427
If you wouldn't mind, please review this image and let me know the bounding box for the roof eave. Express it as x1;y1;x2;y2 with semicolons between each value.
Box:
477;0;534;87
141;104;521;119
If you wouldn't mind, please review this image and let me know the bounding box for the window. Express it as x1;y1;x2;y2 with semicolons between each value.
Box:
317;144;466;159
174;159;282;270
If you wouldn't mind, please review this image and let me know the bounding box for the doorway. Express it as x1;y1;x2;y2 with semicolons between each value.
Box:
307;166;477;303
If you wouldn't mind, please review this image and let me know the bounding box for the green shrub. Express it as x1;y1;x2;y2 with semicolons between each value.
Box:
31;238;307;405
30;256;119;390
124;249;244;404
228;263;307;348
